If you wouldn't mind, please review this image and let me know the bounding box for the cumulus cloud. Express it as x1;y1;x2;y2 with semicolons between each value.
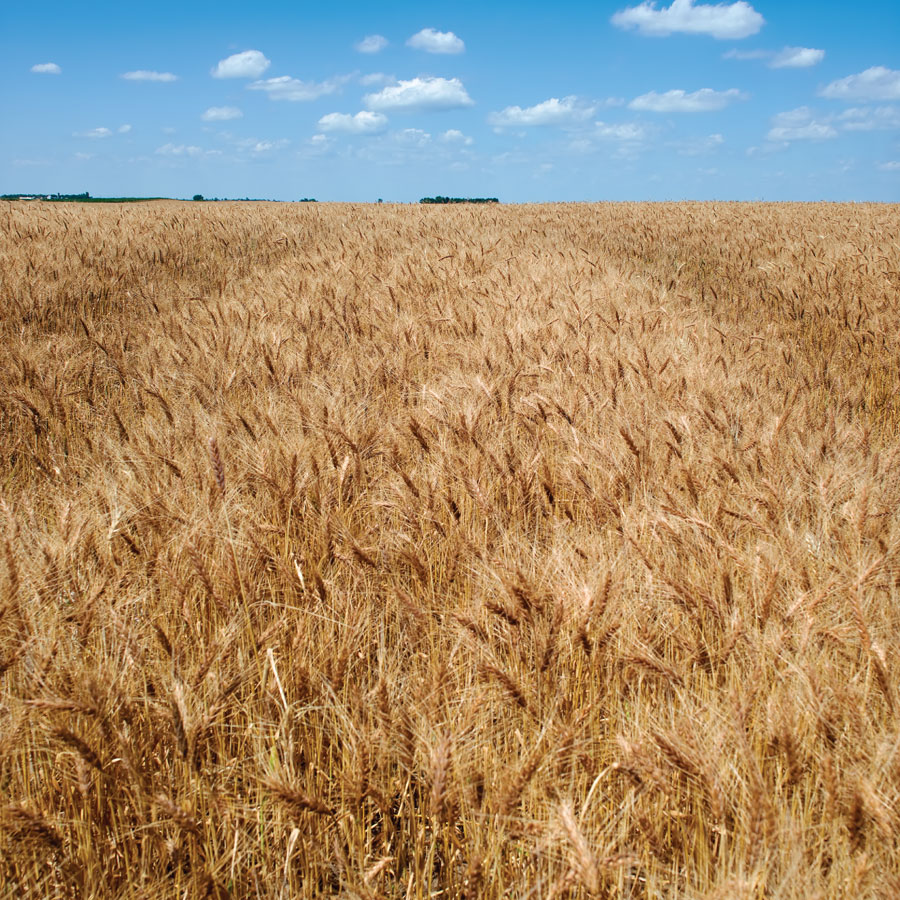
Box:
440;129;474;145
629;87;746;112
121;70;178;82
364;76;474;112
820;67;900;101
762;104;899;144
488;96;597;127
836;106;900;132
611;0;764;40
211;50;271;79
202;106;243;121
31;62;61;74
75;127;112;139
767;107;838;142
406;28;465;54
248;75;349;102
355;35;388;53
770;46;825;68
317;111;389;134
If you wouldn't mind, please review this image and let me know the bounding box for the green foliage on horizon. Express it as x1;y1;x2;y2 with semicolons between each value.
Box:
2;193;167;203
420;196;499;205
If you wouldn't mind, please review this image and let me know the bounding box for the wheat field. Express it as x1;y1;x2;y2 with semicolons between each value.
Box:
1;200;899;898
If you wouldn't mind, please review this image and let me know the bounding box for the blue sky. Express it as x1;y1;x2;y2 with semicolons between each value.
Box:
3;0;899;201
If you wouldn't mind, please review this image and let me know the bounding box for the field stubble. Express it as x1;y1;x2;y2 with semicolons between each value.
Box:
1;200;899;898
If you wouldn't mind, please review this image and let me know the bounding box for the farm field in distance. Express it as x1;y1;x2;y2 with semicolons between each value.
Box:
1;200;899;898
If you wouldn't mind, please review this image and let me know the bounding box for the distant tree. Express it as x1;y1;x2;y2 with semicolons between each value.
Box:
193;194;204;202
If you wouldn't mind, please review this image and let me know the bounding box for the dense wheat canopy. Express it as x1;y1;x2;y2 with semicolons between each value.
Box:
1;200;899;898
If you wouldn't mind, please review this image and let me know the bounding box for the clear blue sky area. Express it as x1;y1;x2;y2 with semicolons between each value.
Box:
3;1;899;201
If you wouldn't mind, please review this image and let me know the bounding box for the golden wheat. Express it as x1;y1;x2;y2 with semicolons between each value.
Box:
1;199;898;898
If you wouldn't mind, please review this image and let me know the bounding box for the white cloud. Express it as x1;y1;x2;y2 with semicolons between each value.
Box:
31;62;61;75
768;122;837;141
355;35;388;53
155;143;221;157
396;128;432;147
723;48;768;60
770;46;824;68
440;129;473;145
317;111;389;134
611;0;764;40
118;124;132;134
406;28;465;54
202;106;243;121
629;87;746;112
349;126;455;166
248;75;349;102
594;121;650;141
211;50;271;79
364;76;474;112
836;106;900;132
724;46;824;68
763;104;900;144
878;161;900;171
244;139;289;153
75;127;112;139
489;96;597;127
566;120;652;157
767;107;837;142
121;70;178;82
821;67;900;101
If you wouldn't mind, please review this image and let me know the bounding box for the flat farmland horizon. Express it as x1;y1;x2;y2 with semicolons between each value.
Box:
1;200;899;898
